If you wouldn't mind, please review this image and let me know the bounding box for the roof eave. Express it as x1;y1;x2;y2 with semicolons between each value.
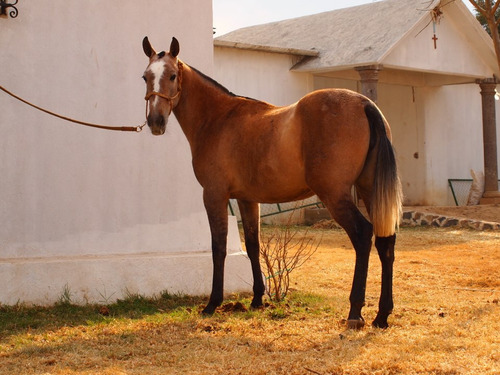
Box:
214;39;319;57
291;61;381;73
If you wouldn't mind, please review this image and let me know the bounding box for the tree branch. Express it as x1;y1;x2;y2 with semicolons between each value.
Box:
493;0;500;14
469;0;486;16
470;0;488;17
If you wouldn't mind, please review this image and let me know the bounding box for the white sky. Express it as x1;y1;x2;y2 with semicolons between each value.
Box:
213;0;477;36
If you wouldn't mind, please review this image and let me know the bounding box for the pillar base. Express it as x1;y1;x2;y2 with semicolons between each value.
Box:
480;190;500;204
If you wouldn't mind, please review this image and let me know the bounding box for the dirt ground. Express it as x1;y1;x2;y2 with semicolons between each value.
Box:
408;203;500;223
2;227;498;374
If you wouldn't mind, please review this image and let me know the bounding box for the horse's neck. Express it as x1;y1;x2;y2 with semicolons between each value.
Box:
173;64;230;143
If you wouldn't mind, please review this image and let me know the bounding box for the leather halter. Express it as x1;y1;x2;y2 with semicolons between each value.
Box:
144;60;183;116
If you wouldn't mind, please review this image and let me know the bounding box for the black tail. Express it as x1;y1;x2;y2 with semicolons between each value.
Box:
364;102;403;237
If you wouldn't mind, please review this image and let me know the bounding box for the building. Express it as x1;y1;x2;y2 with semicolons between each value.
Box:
0;1;251;305
214;0;500;206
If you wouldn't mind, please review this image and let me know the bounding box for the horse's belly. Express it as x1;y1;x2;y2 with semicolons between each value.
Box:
231;169;313;203
259;188;315;204
231;187;314;204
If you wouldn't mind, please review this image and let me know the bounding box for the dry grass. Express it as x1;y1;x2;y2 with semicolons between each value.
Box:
0;227;499;375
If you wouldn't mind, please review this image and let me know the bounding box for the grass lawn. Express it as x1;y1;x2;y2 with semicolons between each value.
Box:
0;227;499;374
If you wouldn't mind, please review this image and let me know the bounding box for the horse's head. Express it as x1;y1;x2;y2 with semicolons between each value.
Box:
142;36;182;135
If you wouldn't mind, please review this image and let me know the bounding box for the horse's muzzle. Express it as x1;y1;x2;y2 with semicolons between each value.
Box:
147;114;167;136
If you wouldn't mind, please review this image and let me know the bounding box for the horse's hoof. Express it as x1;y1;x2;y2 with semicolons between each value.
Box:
250;298;263;309
372;311;390;329
372;317;389;329
201;305;216;316
347;318;365;330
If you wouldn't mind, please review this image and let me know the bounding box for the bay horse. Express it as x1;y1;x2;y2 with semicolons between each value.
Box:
142;37;402;329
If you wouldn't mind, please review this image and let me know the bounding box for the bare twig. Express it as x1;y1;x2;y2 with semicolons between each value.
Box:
260;210;321;301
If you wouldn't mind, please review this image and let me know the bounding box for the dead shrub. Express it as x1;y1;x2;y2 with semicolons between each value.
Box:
260;214;321;302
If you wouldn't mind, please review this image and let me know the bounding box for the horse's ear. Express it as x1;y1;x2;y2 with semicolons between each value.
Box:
170;37;180;58
143;36;156;58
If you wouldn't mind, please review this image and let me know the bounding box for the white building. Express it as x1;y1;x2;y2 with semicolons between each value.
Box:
0;1;251;305
214;0;500;206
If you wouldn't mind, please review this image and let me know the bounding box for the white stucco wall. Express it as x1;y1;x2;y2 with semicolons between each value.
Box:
378;84;425;205
383;4;497;81
0;1;251;305
417;84;500;205
214;47;311;105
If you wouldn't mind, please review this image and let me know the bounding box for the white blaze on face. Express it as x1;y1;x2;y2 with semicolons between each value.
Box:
148;60;166;106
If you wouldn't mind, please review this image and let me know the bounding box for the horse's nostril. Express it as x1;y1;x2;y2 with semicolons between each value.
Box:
147;114;165;127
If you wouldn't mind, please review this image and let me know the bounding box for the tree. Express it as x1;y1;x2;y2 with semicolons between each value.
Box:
469;0;500;72
473;0;500;35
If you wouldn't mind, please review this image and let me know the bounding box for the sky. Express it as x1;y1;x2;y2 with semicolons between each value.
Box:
213;0;477;36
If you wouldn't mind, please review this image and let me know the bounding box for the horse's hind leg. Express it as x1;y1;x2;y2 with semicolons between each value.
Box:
318;190;373;329
373;234;396;328
356;184;396;328
237;200;265;308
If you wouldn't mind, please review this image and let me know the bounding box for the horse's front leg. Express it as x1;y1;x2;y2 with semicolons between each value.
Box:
201;189;229;315
237;200;265;308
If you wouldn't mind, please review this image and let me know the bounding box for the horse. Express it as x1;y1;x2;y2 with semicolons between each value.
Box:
142;36;403;329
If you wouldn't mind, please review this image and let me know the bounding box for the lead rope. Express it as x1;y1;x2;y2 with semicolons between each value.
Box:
0;84;146;132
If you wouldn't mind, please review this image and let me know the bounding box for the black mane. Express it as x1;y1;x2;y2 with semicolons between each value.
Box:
189;65;260;102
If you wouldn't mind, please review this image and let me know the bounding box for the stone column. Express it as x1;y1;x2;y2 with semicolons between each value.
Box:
354;65;383;207
355;65;382;103
478;78;500;204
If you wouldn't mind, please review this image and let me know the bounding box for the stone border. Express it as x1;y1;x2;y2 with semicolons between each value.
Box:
304;207;500;231
402;210;500;230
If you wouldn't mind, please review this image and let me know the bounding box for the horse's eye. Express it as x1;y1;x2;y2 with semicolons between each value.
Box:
142;75;147;82
170;74;177;81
